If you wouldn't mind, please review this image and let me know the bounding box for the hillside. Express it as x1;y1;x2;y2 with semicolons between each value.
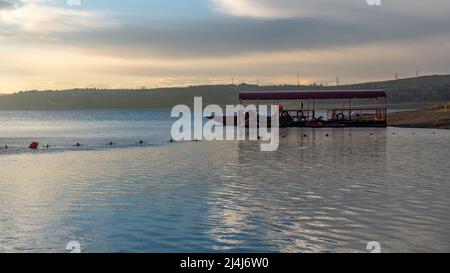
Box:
1;75;450;110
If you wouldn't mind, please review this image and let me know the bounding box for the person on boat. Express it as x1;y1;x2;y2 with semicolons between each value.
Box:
138;140;144;144
73;143;81;147
4;145;7;149
108;140;114;146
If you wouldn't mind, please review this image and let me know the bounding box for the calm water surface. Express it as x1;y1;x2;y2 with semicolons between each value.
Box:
0;110;449;253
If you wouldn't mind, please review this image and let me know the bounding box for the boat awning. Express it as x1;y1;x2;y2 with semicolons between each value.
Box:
240;90;387;100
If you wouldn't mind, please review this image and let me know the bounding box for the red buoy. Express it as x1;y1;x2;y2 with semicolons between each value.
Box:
29;141;39;149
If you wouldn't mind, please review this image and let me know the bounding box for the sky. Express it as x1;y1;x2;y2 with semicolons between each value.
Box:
1;0;450;93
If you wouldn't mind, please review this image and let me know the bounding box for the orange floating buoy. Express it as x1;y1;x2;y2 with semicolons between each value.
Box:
29;141;39;150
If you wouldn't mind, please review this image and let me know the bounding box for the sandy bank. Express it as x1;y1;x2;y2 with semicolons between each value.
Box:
389;103;450;129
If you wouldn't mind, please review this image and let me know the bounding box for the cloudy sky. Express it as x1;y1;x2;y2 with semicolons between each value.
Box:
1;0;450;92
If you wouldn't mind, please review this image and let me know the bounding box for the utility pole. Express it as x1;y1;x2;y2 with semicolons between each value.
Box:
336;75;340;87
395;73;399;80
416;70;419;77
297;74;300;89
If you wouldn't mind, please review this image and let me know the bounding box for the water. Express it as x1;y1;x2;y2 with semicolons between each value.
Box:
0;110;449;253
0;110;173;154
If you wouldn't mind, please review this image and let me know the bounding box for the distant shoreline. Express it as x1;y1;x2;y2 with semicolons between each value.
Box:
1;75;450;110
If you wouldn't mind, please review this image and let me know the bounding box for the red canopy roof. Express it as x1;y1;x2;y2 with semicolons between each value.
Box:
240;90;386;100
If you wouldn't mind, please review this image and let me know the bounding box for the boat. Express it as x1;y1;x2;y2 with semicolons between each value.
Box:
210;89;388;128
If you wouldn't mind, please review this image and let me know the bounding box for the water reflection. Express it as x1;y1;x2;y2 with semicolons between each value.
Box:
0;127;449;253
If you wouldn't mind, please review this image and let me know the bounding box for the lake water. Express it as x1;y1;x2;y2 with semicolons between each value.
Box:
0;110;449;253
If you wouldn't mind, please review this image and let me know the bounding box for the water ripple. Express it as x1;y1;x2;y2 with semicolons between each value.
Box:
1;123;450;252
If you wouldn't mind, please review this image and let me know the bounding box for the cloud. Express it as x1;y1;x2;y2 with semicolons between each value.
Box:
3;0;450;59
40;0;449;60
1;0;450;92
57;13;450;61
0;0;13;10
0;0;114;34
210;0;450;20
